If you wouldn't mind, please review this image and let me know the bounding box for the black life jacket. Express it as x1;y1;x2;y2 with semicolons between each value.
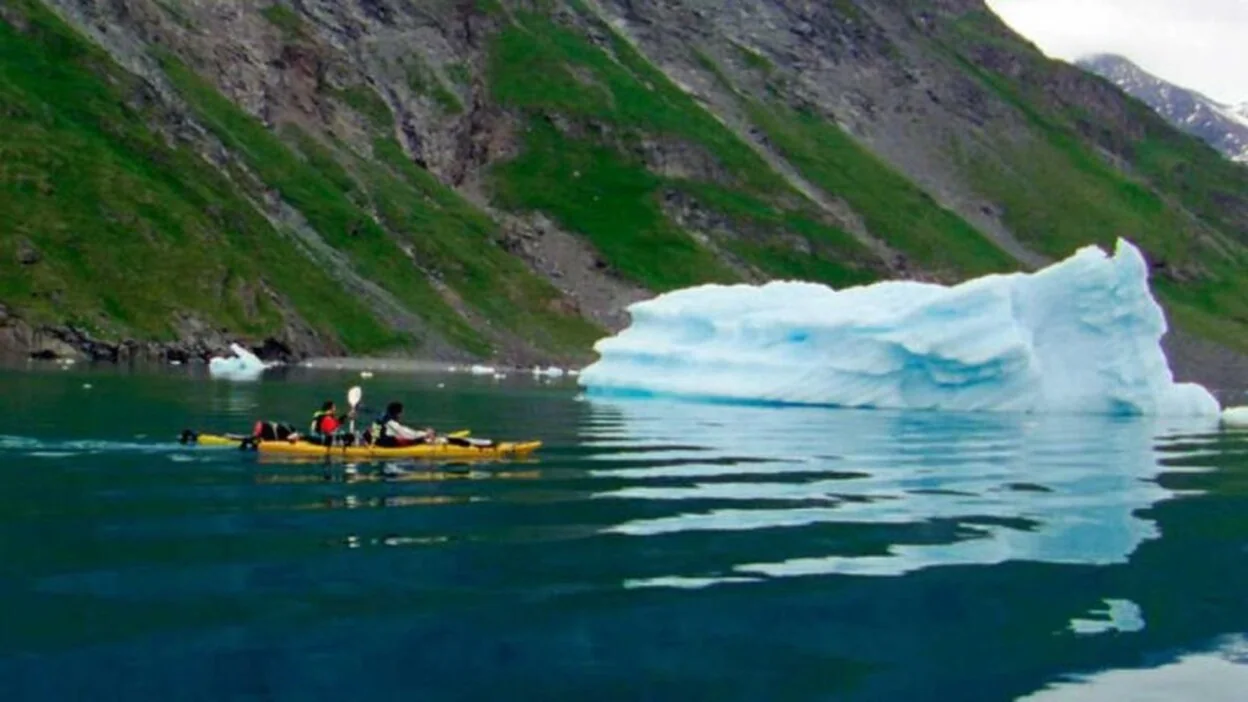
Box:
370;412;392;438
253;420;296;441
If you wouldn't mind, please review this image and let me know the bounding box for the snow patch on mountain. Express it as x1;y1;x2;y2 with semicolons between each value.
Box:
1078;54;1248;164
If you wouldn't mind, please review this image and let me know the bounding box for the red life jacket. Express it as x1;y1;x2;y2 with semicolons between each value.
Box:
312;411;341;435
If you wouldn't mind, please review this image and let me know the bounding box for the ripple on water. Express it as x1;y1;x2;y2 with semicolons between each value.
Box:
575;398;1223;587
1;376;1246;702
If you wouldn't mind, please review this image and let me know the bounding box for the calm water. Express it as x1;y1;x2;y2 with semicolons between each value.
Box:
1;362;1247;701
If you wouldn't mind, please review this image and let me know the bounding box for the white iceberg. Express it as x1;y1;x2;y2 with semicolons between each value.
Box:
578;239;1219;417
207;343;278;381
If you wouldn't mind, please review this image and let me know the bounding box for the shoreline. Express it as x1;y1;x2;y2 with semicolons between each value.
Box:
297;357;585;375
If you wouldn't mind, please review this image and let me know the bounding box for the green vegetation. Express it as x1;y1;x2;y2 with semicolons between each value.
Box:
670;181;880;287
6;0;1247;362
330;85;395;130
159;53;490;353
160;51;602;356
695;45;1010;278
492;119;738;290
946;59;1195;262
476;0;505;15
0;0;400;349
260;3;306;41
405;60;464;115
939;10;1248;350
365;138;603;352
446;62;473;86
745;102;1016;277
488;12;790;196
733;42;774;73
486;9;889;291
1130;125;1248;248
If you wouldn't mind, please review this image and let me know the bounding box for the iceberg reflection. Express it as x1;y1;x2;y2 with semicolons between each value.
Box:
583;397;1216;583
1019;635;1248;702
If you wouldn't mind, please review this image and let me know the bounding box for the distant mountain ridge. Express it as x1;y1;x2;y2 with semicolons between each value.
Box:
1077;53;1248;163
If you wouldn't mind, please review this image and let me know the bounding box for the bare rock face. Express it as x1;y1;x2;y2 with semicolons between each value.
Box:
498;213;652;333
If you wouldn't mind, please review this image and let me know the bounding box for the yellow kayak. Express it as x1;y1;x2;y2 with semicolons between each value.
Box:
190;432;251;448
183;431;542;461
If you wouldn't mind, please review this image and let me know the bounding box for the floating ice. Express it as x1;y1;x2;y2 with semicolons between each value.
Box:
578;239;1220;417
207;343;277;381
1221;406;1248;427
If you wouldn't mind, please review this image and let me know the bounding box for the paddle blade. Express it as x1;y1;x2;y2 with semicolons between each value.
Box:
347;386;363;408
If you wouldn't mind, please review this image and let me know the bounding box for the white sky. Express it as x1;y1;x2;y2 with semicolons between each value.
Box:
986;0;1248;105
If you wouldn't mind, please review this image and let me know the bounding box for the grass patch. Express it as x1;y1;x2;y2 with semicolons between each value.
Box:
732;42;774;73
487;10;903;291
260;4;306;41
488;11;791;197
405;61;463;115
158;52;489;353
670;181;881;287
491;118;738;291
0;0;401;350
944;59;1202;264
475;0;505;15
937;17;1248;349
366;138;605;353
746;101;1016;277
446;62;472;86
330;84;394;130
1130;128;1248;247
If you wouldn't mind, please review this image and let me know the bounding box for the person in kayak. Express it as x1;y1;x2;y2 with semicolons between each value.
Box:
309;400;356;446
369;401;434;447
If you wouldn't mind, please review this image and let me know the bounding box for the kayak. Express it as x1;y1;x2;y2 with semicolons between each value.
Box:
189;432;253;448
182;431;542;461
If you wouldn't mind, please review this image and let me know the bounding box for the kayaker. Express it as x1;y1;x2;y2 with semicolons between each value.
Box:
310;400;355;446
369;401;434;447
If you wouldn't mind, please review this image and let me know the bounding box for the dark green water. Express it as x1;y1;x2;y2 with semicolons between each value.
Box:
1;362;1247;701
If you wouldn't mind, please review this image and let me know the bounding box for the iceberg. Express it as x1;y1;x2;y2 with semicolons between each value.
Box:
207;343;277;381
578;239;1220;417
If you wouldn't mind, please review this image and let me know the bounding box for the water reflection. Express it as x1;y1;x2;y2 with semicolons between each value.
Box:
581;397;1218;586
206;381;261;414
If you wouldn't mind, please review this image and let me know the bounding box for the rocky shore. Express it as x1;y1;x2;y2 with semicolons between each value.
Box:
0;312;306;365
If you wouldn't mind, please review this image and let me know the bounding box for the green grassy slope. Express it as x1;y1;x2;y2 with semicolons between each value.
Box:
483;8;1021;286
0;0;400;351
159;52;603;357
933;9;1248;350
0;0;601;359
485;10;890;291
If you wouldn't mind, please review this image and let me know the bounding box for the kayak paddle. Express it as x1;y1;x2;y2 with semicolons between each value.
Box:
347;385;362;435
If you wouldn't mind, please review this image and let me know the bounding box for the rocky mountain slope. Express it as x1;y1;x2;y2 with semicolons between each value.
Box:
1078;53;1248;164
2;0;1248;382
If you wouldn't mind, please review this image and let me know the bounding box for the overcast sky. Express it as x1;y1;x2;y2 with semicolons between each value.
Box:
986;0;1248;105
